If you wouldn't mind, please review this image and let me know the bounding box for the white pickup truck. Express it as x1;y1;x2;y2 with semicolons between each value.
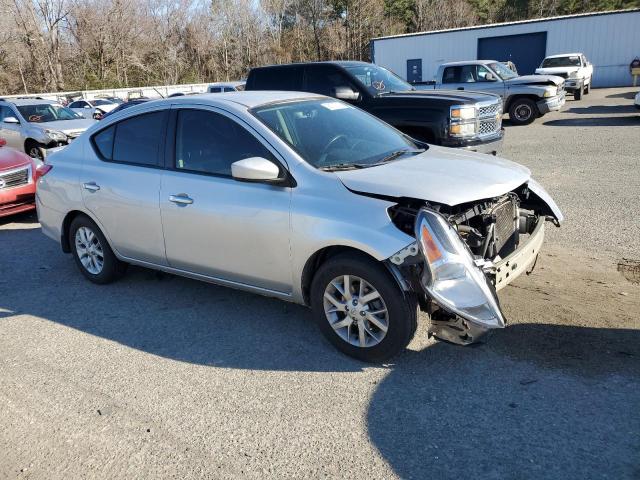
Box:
535;53;593;100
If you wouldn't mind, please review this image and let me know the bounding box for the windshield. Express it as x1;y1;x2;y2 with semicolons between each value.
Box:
344;65;414;95
252;99;423;170
488;62;519;80
541;56;581;68
17;104;82;123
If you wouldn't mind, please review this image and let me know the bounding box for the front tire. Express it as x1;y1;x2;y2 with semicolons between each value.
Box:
584;81;590;94
69;215;126;284
24;140;44;160
508;98;538;125
310;253;417;362
574;88;583;100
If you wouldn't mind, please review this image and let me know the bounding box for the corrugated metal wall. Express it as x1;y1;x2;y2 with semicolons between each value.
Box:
372;10;640;88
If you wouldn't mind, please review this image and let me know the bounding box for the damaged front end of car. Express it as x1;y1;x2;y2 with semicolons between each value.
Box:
386;179;563;345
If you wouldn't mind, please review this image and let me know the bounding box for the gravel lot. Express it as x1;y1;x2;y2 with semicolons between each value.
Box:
1;87;639;479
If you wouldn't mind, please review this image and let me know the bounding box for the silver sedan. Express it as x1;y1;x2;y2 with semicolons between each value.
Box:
36;92;562;362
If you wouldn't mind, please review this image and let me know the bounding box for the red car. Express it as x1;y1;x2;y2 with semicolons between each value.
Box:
0;137;38;218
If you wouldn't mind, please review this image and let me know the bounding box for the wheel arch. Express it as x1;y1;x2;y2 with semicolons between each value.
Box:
61;209;117;256
504;94;540;113
300;245;406;306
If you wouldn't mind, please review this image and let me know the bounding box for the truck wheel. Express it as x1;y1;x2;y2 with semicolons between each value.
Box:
508;99;538;125
584;82;590;94
574;88;582;100
310;253;417;362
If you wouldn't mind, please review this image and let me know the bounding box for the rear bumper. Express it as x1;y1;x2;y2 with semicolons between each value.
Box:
537;91;566;114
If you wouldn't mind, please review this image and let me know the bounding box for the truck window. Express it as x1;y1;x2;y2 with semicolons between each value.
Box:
443;66;477;83
304;65;358;97
248;66;303;90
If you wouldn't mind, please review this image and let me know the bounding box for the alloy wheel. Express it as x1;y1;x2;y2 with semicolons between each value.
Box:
75;226;104;275
323;275;389;348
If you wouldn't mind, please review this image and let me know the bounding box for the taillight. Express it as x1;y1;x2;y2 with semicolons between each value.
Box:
36;164;53;180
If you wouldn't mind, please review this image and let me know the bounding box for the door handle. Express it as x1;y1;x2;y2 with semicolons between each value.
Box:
83;182;100;192
169;194;194;205
457;87;464;90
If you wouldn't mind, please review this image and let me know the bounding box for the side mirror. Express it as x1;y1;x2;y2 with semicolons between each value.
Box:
484;72;496;81
334;86;360;101
3;116;19;124
231;157;282;183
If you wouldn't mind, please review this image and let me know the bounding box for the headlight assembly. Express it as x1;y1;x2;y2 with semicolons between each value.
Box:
450;106;476;120
415;208;506;328
543;87;557;98
45;129;67;141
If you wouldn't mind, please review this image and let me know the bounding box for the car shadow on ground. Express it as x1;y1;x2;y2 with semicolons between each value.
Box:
368;324;640;479
543;116;639;127
0;210;37;227
606;91;637;100
564;105;638;115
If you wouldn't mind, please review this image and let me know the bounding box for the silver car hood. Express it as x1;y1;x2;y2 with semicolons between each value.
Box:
507;74;564;86
335;146;531;206
39;118;96;134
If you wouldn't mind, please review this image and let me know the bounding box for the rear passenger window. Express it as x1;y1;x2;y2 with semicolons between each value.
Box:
92;111;165;166
248;67;303;90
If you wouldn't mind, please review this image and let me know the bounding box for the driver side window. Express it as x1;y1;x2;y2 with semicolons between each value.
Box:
175;109;274;177
477;65;494;82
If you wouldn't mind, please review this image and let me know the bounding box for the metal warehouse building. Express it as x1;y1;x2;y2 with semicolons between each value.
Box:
371;9;640;88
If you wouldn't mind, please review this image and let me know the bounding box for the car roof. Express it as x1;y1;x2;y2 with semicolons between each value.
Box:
0;98;58;106
440;60;496;67
544;53;583;58
208;81;245;87
168;91;324;109
253;60;372;70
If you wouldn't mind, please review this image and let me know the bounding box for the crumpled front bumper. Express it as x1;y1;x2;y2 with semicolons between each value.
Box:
537;91;566;114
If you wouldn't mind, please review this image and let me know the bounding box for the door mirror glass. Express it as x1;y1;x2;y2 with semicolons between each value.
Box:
3;116;19;124
334;86;360;101
484;72;496;81
231;157;281;182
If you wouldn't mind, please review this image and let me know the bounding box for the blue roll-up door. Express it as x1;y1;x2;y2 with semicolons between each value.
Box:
477;32;547;75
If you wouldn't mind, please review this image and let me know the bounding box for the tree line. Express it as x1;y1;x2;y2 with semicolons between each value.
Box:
0;0;637;95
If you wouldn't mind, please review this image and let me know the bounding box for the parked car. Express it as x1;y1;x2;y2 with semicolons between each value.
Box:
68;99;119;120
96;96;124;105
246;61;504;155
207;81;245;93
430;60;566;125
100;99;151;120
535;53;593;100
37;91;562;361
0;137;40;218
0;98;95;159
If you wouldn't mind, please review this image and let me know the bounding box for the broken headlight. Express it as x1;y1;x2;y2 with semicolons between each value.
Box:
415;208;505;328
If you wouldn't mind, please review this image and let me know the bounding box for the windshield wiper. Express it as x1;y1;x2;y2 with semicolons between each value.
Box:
319;163;368;172
376;148;425;164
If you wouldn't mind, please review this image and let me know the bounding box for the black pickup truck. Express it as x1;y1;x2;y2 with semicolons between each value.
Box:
245;61;504;155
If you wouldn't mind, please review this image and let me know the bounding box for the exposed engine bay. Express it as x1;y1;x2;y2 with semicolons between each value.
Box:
385;182;558;346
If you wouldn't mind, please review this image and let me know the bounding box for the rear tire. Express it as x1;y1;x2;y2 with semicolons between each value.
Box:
508;98;538;125
69;215;126;284
310;253;417;362
574;88;582;100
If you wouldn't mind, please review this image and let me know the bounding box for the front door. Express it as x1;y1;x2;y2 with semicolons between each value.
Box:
0;106;24;150
160;106;292;293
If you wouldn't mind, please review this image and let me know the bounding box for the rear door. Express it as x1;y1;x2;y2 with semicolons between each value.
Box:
159;105;292;292
81;108;168;265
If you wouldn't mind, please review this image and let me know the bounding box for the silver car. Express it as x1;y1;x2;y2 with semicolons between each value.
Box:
0;98;95;159
37;92;563;361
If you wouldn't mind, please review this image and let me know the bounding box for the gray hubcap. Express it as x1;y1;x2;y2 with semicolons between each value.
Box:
514;104;532;121
323;275;389;348
75;227;104;275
